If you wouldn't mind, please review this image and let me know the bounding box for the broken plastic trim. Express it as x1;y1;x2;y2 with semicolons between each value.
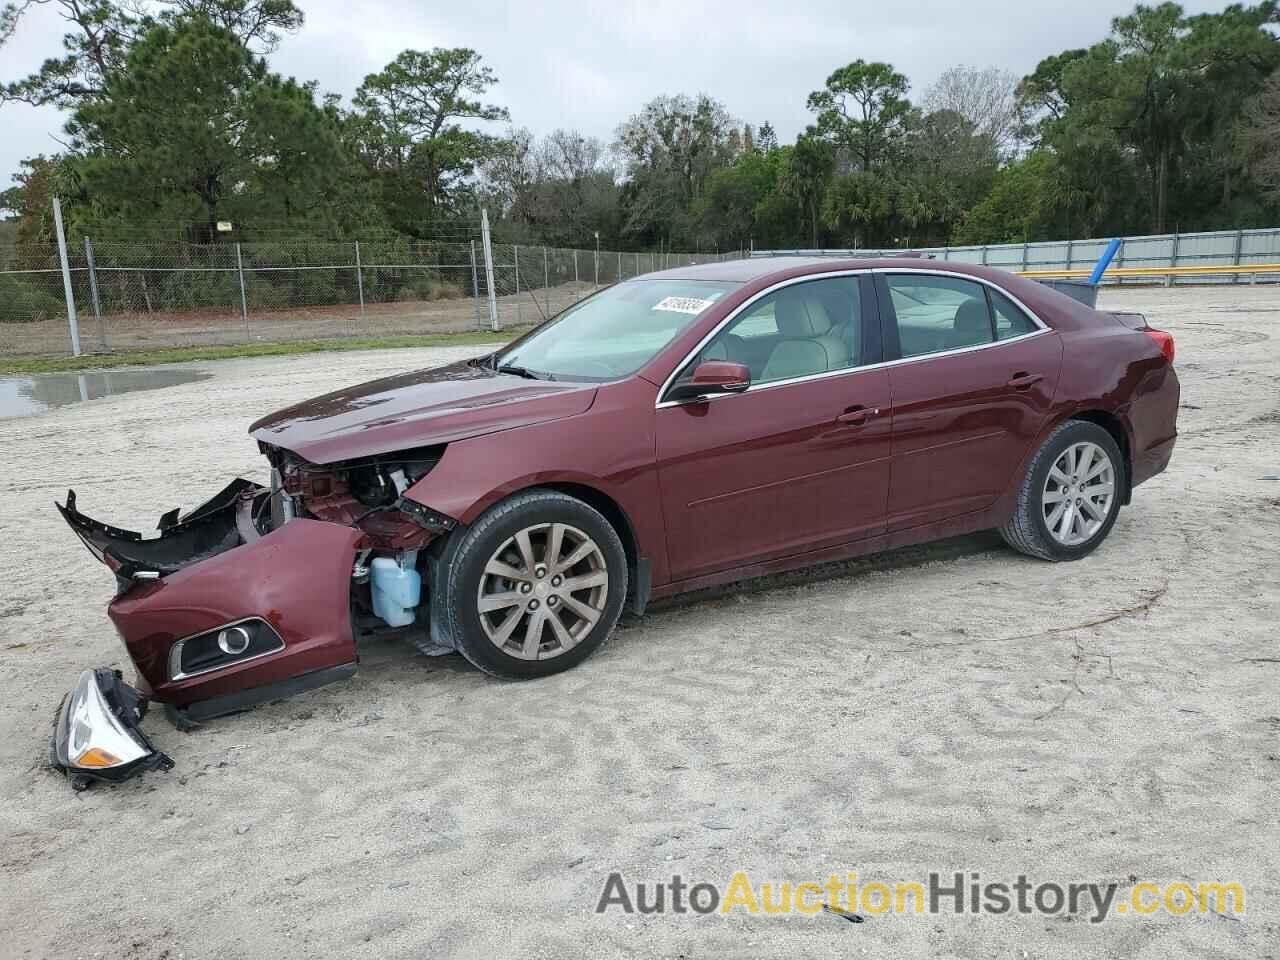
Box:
57;479;267;580
396;498;457;533
50;668;173;791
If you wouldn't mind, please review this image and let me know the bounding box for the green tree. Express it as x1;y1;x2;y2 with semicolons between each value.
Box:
1019;2;1280;234
614;94;741;246
954;150;1073;244
778;133;835;247
353;47;509;230
1245;73;1280;206
756;121;779;153
807;60;914;171
0;0;301;107
0;155;78;244
70;16;348;239
695;150;777;250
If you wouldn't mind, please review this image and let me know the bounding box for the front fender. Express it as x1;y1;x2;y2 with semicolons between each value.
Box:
401;376;670;585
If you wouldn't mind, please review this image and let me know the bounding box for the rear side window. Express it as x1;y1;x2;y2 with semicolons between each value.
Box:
989;289;1039;340
884;274;994;358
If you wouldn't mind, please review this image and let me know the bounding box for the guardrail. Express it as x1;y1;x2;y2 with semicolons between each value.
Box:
754;227;1280;285
1018;263;1280;283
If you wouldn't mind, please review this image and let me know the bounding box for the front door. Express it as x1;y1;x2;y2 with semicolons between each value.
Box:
656;274;892;581
876;272;1063;531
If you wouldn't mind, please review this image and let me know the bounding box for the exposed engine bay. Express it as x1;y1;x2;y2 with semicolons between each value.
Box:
265;442;450;551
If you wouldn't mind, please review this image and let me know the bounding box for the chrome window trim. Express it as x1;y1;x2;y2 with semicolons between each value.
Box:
168;616;285;681
654;267;1054;409
874;266;1049;332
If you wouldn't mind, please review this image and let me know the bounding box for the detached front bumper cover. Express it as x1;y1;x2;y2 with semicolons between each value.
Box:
51;668;173;791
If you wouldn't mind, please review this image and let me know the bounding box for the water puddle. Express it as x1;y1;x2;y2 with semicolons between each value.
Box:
0;368;212;419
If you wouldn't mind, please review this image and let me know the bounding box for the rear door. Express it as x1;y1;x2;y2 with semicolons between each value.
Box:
876;271;1063;531
655;274;892;581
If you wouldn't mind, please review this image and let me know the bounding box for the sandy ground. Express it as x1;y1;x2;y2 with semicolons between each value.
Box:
1;286;1278;959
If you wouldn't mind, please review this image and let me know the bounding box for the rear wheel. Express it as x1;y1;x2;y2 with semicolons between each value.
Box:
999;420;1125;561
442;489;627;679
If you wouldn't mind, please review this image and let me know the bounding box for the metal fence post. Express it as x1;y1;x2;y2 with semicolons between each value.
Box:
1166;232;1180;287
470;240;482;328
52;196;81;357
1233;229;1244;284
981;244;989;265
1065;238;1074;272
514;244;521;326
354;241;365;319
617;250;622;280
573;249;579;285
83;237;107;351
543;246;550;315
480;209;500;331
235;242;250;341
1021;242;1029;272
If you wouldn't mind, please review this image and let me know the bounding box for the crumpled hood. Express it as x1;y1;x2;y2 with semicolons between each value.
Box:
249;359;597;463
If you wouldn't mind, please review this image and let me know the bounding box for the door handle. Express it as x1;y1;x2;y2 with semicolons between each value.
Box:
836;405;877;425
1007;372;1043;390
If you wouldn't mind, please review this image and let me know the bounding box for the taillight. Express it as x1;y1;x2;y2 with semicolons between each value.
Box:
1144;328;1175;364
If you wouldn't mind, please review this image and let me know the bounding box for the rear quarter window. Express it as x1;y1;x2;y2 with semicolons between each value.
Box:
989;289;1040;340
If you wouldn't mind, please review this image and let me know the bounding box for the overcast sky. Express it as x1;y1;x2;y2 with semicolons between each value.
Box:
1;0;1228;190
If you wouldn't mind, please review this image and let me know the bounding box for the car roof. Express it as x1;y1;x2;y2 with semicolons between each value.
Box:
643;255;1005;284
641;256;853;282
639;255;1103;331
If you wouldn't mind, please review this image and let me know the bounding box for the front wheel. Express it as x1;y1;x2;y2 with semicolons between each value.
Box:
440;489;628;679
999;420;1125;561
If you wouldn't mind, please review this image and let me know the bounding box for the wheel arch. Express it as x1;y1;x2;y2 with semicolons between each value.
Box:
1057;408;1133;505
460;480;650;616
998;405;1135;524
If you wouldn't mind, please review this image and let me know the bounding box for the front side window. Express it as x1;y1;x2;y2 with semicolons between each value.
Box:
686;276;865;385
884;274;995;358
497;279;741;381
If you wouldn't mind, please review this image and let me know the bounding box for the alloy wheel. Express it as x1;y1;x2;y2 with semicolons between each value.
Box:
1042;441;1115;547
476;522;609;660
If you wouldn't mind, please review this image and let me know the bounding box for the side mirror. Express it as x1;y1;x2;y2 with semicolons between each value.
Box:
667;360;751;403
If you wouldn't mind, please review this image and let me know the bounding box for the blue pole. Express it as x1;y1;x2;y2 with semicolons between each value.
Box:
1089;238;1122;285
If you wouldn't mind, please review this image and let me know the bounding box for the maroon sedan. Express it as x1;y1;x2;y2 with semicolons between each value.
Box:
53;257;1178;784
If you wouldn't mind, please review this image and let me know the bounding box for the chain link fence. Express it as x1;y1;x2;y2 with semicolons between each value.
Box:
0;224;739;358
482;244;736;329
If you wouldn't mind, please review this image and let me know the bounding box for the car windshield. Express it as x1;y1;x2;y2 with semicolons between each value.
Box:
494;279;741;381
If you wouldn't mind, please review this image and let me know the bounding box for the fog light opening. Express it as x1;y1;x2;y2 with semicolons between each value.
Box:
217;626;252;656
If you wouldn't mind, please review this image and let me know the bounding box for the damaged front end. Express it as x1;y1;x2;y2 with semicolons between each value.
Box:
53;444;459;787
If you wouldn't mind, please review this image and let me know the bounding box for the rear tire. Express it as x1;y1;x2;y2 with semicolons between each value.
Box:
441;489;627;679
999;420;1125;562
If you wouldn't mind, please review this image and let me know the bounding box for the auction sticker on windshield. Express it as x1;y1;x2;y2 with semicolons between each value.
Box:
652;296;718;315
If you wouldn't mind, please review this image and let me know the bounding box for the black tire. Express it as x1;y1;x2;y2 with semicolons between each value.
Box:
439;488;628;680
999;420;1126;562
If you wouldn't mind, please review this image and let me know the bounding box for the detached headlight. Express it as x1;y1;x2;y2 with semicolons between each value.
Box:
51;669;172;790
